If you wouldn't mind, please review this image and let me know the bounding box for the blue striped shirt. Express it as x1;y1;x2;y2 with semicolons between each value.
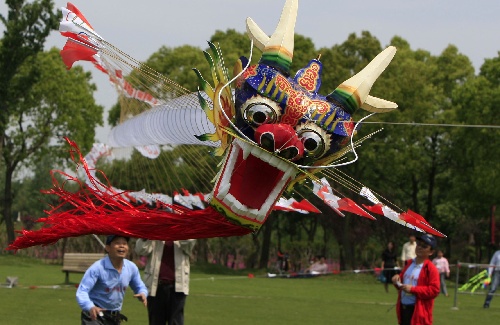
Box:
76;256;148;312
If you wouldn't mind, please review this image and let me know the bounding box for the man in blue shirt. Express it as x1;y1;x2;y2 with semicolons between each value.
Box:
77;235;148;324
484;248;500;308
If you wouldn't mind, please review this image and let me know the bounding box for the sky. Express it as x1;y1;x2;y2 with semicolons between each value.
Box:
1;0;499;142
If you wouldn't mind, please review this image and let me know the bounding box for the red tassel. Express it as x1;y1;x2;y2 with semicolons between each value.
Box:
8;139;251;250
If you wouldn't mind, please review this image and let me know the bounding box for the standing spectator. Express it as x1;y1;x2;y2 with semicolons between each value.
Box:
77;235;148;325
277;249;290;273
381;241;400;293
432;250;450;297
483;248;500;308
401;234;417;265
135;239;196;325
392;234;440;325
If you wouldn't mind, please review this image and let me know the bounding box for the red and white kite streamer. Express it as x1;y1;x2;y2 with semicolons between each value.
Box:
361;202;445;237
313;178;375;220
274;198;321;214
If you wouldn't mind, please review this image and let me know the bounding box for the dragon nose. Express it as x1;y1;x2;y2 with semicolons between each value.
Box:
254;124;304;161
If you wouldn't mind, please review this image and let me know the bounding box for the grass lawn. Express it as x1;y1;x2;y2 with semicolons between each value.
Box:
0;254;498;324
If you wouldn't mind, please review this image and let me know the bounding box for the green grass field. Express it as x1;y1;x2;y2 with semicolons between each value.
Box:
0;254;498;324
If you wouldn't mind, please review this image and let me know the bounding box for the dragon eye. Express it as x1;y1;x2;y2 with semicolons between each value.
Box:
296;123;330;159
241;97;281;128
298;131;326;157
244;103;278;127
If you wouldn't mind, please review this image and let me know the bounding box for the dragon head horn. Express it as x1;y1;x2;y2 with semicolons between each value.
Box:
246;0;298;75
327;46;398;114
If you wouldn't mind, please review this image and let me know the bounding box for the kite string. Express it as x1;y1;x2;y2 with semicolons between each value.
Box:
297;113;376;169
359;121;500;129
324;167;405;213
217;39;255;143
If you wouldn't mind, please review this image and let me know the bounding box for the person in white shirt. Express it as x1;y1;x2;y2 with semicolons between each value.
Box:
306;255;328;274
401;235;417;265
135;239;195;324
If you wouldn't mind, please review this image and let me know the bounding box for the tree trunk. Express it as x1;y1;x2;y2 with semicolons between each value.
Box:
4;166;15;246
61;238;68;263
195;238;209;263
305;217;318;243
276;214;282;250
338;244;345;270
246;233;261;269
334;217;352;270
343;217;354;269
259;214;275;269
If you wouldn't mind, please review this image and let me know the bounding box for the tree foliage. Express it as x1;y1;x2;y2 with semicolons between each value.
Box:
1;0;58;245
0;0;58;136
0;17;104;245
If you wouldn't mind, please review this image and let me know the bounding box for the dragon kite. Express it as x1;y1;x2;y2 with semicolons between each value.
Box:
9;0;444;250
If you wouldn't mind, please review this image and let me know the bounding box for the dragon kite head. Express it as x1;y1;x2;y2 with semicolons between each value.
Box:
199;0;397;231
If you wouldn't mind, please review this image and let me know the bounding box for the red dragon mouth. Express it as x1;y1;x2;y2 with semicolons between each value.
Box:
211;138;297;229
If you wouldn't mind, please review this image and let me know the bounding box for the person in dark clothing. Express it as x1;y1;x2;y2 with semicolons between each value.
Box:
381;241;400;293
277;250;290;272
135;239;195;325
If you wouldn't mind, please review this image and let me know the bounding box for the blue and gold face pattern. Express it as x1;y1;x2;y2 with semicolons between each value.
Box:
234;57;356;166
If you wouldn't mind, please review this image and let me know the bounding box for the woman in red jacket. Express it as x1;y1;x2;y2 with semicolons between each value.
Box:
392;234;440;325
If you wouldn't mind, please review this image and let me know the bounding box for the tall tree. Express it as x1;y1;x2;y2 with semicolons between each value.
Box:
353;39;474;218
1;0;57;244
311;32;385;268
1;47;103;245
442;54;500;259
0;0;58;150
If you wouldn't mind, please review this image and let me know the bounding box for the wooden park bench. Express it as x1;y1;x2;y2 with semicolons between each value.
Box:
62;253;104;284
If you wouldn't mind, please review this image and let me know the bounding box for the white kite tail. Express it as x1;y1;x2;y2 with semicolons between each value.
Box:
59;3;222;152
59;5;104;45
107;97;220;149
